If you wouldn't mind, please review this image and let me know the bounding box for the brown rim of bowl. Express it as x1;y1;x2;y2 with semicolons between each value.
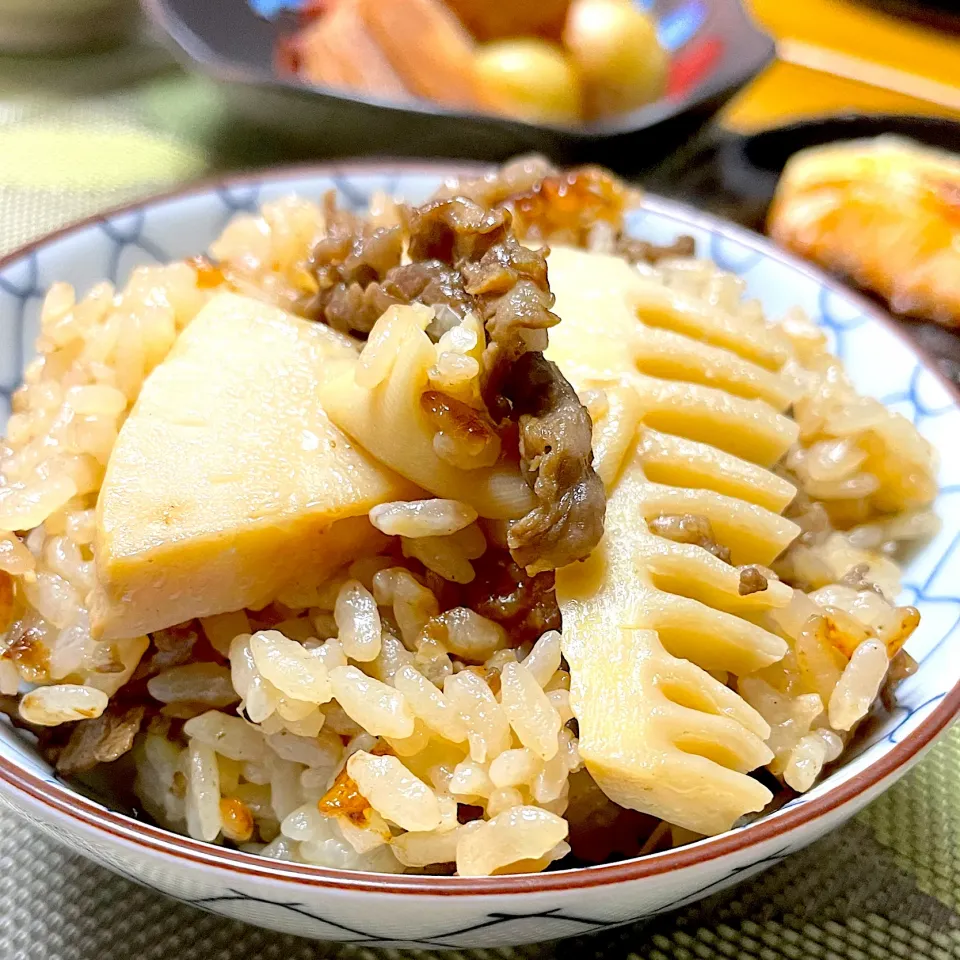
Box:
0;159;958;897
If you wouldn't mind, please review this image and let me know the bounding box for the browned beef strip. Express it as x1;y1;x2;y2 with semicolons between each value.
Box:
437;160;697;264
135;621;202;679
647;513;733;564
463;550;561;645
406;197;510;264
432;155;558;209
501;353;606;573
617;234;696;264
297;192;405;336
55;703;146;776
737;565;771;596
300;186;606;573
479;280;559;419
435;158;639;249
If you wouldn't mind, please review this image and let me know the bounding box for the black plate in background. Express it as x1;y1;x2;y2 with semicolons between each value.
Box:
643;112;960;384
141;0;774;169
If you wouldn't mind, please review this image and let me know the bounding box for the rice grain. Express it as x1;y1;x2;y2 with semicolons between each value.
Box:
19;683;107;725
456;806;568;877
330;666;415;739
347;750;442;832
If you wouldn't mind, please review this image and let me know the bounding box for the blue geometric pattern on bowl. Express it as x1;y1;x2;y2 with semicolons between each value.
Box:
0;168;956;909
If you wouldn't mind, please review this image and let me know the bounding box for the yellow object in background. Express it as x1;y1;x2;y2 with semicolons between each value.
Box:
475;39;582;124
473;0;669;125
724;0;960;132
563;0;667;119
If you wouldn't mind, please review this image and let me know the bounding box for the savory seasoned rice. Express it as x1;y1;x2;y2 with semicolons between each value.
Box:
0;157;937;877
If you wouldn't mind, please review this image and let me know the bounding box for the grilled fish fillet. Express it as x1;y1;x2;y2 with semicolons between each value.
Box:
768;137;960;328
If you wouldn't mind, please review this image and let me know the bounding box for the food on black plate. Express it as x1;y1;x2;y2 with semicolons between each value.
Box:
278;0;669;125
769;137;960;328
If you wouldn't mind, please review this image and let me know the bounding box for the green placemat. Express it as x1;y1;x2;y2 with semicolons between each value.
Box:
0;38;958;960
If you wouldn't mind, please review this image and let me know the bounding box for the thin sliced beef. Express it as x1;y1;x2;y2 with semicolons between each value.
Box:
300;187;606;572
502;353;606;573
432;155;557;208
647;513;732;564
56;703;146;776
435;157;639;248
404;200;602;569
463;550;561;645
407;197;510;264
617;234;695;264
297;192;405;336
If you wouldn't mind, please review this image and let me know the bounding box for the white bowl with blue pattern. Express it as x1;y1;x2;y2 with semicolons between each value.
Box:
0;162;957;950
